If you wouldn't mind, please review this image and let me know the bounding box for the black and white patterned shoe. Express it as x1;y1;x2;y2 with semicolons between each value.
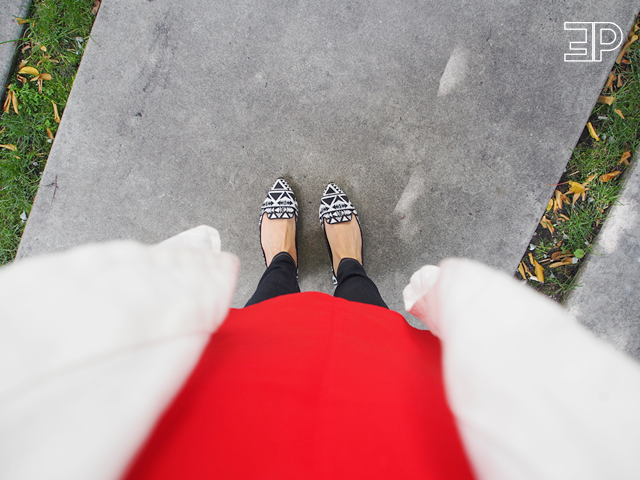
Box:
319;182;362;285
259;178;298;267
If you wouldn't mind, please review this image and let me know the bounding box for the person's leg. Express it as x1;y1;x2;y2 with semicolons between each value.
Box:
333;257;388;308
245;188;299;307
245;251;300;307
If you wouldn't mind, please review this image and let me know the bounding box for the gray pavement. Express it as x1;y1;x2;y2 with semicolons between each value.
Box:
567;157;640;363
16;0;640;327
0;0;28;89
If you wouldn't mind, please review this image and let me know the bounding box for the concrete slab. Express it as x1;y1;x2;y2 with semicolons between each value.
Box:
0;0;28;88
17;0;640;326
566;158;640;363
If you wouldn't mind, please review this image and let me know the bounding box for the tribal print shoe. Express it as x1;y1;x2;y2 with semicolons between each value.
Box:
259;178;298;267
319;182;363;285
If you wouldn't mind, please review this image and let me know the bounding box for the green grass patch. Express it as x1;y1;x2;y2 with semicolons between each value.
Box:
1;0;96;264
517;19;640;301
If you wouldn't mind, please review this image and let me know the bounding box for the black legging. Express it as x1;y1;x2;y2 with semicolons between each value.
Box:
245;252;388;309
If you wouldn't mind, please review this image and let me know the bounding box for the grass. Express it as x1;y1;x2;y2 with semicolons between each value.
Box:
516;18;640;301
0;0;96;264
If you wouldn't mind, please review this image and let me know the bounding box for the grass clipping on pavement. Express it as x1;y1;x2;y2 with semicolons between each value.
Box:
516;19;640;302
0;0;97;264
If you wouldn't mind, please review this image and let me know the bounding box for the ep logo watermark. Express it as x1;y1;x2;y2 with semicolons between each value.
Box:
564;22;623;62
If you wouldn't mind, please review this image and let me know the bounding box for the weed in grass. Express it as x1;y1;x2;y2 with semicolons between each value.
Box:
516;17;640;302
1;0;96;264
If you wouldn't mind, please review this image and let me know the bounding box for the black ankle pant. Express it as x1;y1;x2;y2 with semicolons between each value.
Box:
245;252;388;309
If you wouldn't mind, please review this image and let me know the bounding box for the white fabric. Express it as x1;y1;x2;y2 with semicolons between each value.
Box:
404;258;640;480
0;226;239;480
3;226;640;480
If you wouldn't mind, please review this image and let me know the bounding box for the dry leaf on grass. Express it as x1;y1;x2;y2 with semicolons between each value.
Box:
0;144;17;151
618;75;624;88
4;88;18;114
554;189;568;213
546;198;553;211
619;151;632;165
550;257;574;268
30;73;52;93
522;261;533;279
16;17;29;25
540;217;554;234
528;253;544;282
587;122;600;141
11;90;18;113
46;128;54;140
600;170;621;183
18;66;39;76
616;34;639;64
52;101;60;122
518;262;527;280
91;0;101;15
598;95;615;105
604;73;616;92
558;213;570;221
568;180;587;205
614;108;625;119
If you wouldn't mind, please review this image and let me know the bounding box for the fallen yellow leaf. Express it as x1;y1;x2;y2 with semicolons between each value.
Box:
586;122;600;141
40;45;47;52
540;217;554;234
16;17;29;25
568;180;587;205
18;66;39;76
522;261;533;279
2;92;9;113
619;151;632;165
0;144;17;151
616;34;639;64
52;101;60;122
600;170;621;183
618;75;624;88
518;262;526;280
16;74;26;83
604;73;615;92
39;73;52;81
532;258;544;282
598;95;615;105
10;90;18;114
551;251;566;261
614;108;625;119
546;198;553;212
585;173;598;185
558;213;570;221
550;258;574;268
568;180;586;196
554;189;568;213
92;0;101;15
46;127;54;140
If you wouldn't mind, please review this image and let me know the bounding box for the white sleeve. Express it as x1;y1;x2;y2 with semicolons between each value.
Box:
403;258;640;480
0;225;239;480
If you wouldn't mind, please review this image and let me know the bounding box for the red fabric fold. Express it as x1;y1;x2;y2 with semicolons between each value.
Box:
124;292;474;479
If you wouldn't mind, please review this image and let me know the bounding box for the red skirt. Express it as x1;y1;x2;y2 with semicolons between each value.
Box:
124;292;475;479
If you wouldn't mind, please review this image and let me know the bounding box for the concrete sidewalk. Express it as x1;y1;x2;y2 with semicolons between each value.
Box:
567;158;640;363
16;0;640;327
